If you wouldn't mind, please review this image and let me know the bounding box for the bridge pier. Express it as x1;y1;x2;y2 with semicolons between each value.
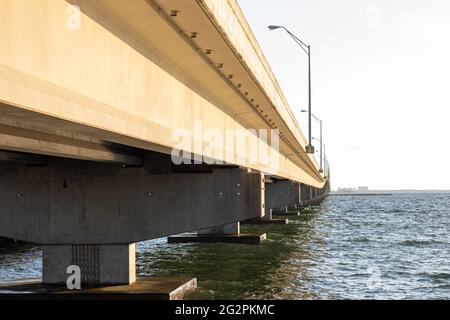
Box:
0;153;266;294
301;184;312;206
43;244;136;286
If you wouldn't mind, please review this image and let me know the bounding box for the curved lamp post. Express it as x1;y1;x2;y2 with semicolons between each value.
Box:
268;25;314;154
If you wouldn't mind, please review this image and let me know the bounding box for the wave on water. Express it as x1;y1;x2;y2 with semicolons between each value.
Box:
399;239;444;246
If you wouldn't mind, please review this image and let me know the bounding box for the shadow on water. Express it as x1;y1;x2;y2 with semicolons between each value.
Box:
137;207;324;300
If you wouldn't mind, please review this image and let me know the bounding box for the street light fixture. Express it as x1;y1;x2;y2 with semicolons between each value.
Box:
268;25;314;154
302;110;323;173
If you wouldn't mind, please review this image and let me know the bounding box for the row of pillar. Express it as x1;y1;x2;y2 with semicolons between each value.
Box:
0;155;329;289
42;175;329;286
168;177;330;245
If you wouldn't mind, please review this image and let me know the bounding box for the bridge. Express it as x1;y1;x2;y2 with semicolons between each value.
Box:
0;0;329;295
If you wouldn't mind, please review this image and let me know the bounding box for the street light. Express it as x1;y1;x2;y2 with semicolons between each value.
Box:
302;110;323;173
268;25;314;154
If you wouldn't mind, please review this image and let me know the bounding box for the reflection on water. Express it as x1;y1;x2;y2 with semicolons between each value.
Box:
1;194;449;299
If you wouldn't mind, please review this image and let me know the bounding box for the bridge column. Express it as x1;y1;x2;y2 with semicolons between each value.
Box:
43;244;135;286
301;184;312;206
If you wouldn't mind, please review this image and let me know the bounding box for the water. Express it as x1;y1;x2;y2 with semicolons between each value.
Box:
1;193;449;299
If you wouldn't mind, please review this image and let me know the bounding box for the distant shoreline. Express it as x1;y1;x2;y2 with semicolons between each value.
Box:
330;193;393;196
331;190;450;195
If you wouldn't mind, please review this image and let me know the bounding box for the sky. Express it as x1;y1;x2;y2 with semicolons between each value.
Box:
238;0;450;190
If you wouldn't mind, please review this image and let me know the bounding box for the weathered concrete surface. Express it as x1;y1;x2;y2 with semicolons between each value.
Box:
43;244;136;285
0;156;264;244
265;179;300;210
0;277;197;300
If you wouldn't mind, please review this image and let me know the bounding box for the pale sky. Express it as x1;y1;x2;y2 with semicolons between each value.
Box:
238;0;450;190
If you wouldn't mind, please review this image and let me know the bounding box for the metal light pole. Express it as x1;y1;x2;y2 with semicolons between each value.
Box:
268;25;314;154
303;111;323;173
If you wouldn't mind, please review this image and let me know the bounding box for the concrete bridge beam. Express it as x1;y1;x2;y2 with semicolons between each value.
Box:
0;154;264;244
265;179;300;211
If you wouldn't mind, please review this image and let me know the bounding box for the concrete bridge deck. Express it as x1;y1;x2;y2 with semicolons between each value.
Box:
0;0;324;187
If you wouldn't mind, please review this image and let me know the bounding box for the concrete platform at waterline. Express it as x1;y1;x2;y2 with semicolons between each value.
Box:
241;217;289;225
168;233;267;245
168;222;267;245
242;210;289;225
0;277;197;300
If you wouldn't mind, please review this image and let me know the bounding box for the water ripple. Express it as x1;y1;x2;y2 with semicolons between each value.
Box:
0;193;449;299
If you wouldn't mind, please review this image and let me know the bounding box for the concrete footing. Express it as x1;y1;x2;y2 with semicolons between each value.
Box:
242;217;288;225
241;209;288;225
0;277;197;300
168;233;266;245
288;204;305;210
167;222;267;244
168;222;266;245
272;209;301;216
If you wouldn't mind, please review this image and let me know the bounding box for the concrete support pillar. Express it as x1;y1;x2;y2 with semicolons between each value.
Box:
298;184;302;205
262;209;273;221
300;184;310;205
42;244;136;286
198;222;240;236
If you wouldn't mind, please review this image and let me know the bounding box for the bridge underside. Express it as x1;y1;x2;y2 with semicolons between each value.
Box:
0;152;264;244
0;0;329;288
0;149;328;286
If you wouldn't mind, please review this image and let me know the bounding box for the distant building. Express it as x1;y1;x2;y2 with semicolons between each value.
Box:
358;186;369;192
338;187;356;193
